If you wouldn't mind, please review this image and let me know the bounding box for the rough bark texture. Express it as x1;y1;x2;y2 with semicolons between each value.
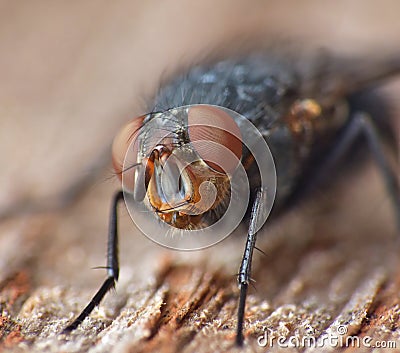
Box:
0;2;399;352
0;169;399;353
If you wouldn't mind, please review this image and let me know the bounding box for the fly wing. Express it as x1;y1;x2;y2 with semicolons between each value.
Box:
297;53;400;102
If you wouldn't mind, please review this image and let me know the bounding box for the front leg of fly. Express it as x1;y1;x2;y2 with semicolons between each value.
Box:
236;188;265;346
63;191;124;333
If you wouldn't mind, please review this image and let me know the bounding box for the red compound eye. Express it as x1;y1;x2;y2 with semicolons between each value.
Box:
112;115;145;190
187;105;243;174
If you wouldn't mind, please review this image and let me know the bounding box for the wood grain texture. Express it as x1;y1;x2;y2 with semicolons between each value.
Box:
0;1;399;352
0;165;399;353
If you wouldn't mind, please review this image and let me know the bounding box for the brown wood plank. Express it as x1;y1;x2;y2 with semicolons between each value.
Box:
0;2;399;352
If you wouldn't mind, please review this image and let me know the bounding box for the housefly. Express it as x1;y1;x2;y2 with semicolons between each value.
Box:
63;53;400;346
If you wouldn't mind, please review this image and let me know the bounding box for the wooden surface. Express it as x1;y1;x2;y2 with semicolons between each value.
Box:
0;2;400;352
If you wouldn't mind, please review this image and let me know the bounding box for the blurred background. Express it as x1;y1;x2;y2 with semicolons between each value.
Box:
0;1;399;352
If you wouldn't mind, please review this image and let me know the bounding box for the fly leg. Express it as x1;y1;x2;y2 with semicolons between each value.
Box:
355;114;400;229
306;113;399;230
236;188;265;346
63;190;124;333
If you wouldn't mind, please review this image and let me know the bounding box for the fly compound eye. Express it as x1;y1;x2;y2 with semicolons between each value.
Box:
111;115;145;191
187;105;243;174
